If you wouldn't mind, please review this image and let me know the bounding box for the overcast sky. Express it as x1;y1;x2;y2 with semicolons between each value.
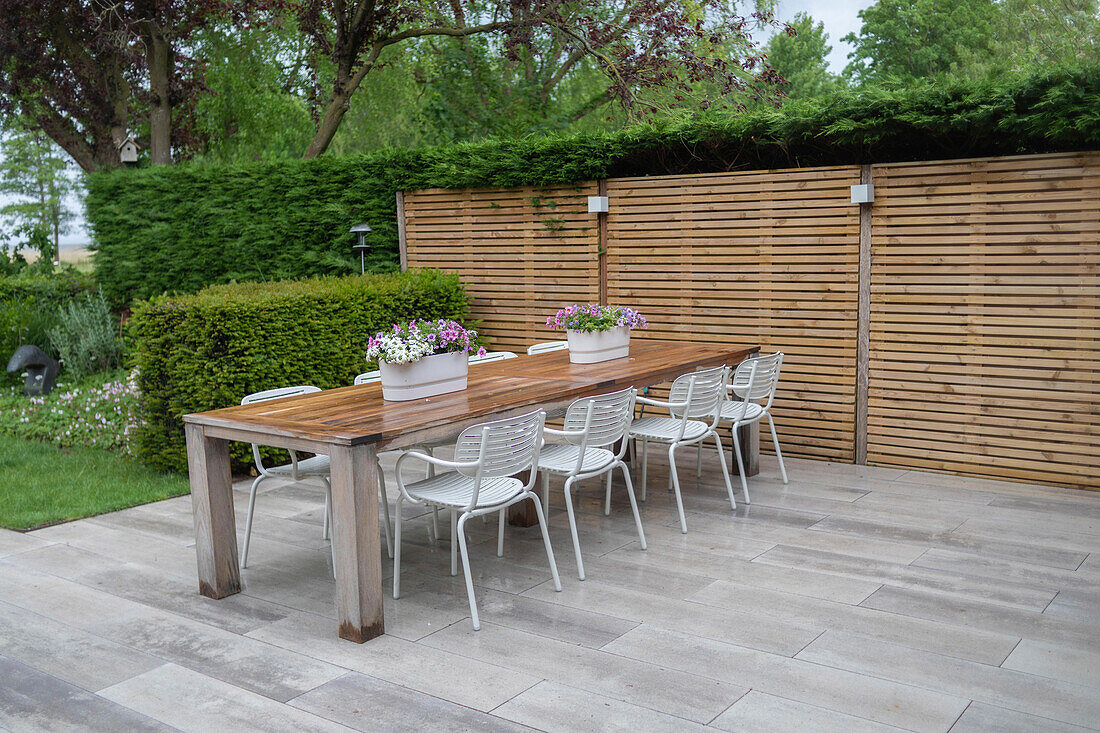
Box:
8;2;872;249
770;0;875;73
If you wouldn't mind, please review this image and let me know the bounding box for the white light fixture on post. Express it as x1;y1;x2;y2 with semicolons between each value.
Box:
850;184;874;204
350;223;372;275
587;196;609;213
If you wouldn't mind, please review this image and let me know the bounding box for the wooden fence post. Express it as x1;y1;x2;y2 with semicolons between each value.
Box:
396;190;408;272
855;164;872;465
597;179;608;305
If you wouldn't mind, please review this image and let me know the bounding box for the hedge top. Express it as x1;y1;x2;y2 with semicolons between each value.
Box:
86;65;1100;305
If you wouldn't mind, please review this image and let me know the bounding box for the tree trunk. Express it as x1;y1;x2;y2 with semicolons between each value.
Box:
143;21;173;165
303;89;353;159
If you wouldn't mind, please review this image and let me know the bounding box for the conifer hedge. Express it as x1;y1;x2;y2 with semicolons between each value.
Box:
128;269;469;472
88;66;1100;306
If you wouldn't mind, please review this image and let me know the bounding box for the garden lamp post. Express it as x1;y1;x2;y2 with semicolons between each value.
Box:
350;223;372;275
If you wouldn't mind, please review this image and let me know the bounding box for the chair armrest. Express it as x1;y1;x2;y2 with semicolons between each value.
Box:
395;450;478;472
543;426;586;439
636;395;688;410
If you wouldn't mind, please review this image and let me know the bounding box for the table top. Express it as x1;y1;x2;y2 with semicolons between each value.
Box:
184;340;758;448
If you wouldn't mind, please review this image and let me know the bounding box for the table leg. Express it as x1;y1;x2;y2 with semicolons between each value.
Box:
186;423;240;599
329;443;384;643
736;422;760;477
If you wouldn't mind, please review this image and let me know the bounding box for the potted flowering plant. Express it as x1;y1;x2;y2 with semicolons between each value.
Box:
366;319;485;401
546;304;647;364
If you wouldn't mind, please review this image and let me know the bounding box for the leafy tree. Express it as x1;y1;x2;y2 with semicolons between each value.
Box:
0;0;275;171
189;22;316;163
843;0;997;83
294;0;787;157
766;12;842;98
0;118;78;260
977;0;1100;73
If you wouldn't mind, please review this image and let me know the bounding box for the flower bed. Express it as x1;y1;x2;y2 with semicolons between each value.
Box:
0;370;143;455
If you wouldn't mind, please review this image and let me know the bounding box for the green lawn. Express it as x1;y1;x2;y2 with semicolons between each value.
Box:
0;435;189;530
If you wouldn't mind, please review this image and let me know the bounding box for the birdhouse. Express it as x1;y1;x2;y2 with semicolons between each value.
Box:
118;135;140;164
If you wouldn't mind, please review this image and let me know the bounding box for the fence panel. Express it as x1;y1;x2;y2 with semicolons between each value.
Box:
404;183;600;352
868;152;1100;488
605;166;862;462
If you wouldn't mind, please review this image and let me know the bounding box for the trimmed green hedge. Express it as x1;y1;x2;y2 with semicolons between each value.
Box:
128;269;469;473
88;66;1100;305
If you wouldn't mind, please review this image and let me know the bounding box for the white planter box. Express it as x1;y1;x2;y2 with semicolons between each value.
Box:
566;327;631;364
378;351;468;401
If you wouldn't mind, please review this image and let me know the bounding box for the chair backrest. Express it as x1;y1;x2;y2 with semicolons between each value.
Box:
729;352;783;408
241;384;321;405
668;365;727;422
453;410;544;483
353;370;381;385
562;387;636;450
527;341;568;355
468;351;518;365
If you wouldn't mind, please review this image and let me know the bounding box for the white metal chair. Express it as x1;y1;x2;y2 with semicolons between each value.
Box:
468;350;518;364
527;341;568;355
717;352;787;502
353;370;380;385
627;365;738;533
239;385;343;570
392;409;560;630
536;387;646;580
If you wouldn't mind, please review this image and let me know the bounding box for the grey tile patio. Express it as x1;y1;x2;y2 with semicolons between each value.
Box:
1;454;1098;731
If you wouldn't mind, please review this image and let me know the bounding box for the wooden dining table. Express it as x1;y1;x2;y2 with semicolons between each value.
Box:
183;340;759;642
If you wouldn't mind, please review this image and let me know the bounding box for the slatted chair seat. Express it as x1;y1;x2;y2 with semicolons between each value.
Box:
265;454;330;477
626;365;738;534
393;409;560;631
719;400;764;422
538;444;616;474
532;387;646;581
715;352;788;502
238;385;340;573
628;416;710;443
403;473;524;509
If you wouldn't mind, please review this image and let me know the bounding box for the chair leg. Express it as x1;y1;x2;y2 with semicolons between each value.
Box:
619;462;647;550
767;413;788;486
668;445;688;534
604;471;612;516
712;431;738;510
393;495;404;599
240;474;266;570
542;471;551;517
322;476;335;578
696;443;703;478
456;513;481;631
497;509;506;557
640;438;648;502
562;476;586;581
450;510;459;576
430;507;440;542
375;463;394;559
730;426;750;506
322;482;331;540
529;493;562;592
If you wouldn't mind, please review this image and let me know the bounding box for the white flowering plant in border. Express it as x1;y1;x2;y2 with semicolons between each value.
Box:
366;319;484;365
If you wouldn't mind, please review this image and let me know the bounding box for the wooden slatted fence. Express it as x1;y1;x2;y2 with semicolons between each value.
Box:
867;152;1099;489
402;151;1100;489
403;183;600;352
604;167;861;462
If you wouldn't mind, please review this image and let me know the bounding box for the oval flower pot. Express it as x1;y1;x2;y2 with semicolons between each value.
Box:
566;326;631;364
378;351;469;401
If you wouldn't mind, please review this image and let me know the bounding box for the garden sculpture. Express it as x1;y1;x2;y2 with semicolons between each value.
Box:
6;345;59;396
